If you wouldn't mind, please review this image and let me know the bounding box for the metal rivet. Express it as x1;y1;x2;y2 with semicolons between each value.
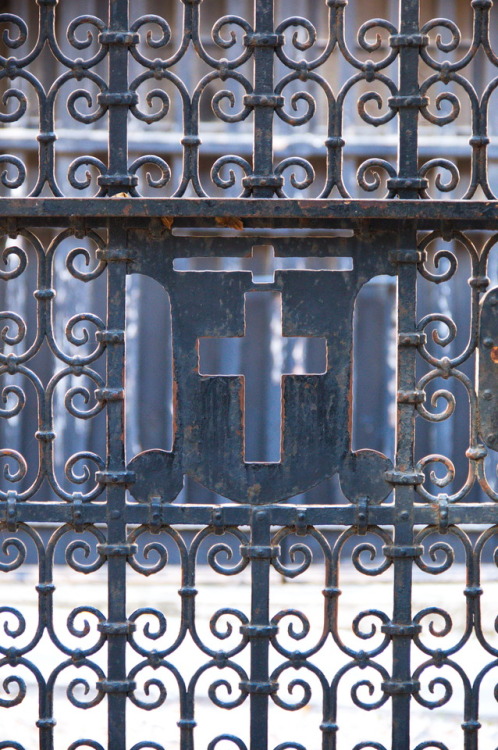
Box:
111;510;121;519
483;390;493;401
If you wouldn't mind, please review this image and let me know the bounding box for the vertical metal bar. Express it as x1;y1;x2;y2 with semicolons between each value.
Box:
389;241;418;750
388;12;423;744
100;3;131;749
247;509;273;750
99;221;131;750
252;0;276;198
106;0;131;196
397;0;421;199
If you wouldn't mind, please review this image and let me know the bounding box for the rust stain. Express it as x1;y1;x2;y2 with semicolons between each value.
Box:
215;216;244;231
491;346;498;363
161;216;174;231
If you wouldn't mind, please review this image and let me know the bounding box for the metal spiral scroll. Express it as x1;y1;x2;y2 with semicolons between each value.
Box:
0;227;106;503
414;229;497;504
1;2;498;749
1;3;498;197
0;522;108;739
89;520;398;749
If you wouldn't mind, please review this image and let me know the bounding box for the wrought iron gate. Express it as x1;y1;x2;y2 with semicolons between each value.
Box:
1;0;498;748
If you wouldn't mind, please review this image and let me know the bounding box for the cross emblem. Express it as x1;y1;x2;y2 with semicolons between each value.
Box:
198;291;327;462
174;243;353;283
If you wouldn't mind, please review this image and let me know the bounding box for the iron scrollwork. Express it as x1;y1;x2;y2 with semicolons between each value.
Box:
0;2;497;750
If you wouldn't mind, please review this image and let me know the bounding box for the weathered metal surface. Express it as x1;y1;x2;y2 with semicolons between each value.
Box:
479;287;498;451
2;198;498;226
0;2;497;750
128;230;395;504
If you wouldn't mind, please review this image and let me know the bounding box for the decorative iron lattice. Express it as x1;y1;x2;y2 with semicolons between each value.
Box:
1;1;498;750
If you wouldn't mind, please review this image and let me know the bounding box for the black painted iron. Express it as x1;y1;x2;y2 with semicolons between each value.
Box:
0;2;497;750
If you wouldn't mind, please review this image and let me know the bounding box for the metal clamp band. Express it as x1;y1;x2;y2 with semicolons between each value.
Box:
437;495;449;533
466;445;487;460
94;388;124;402
37;132;57;143
355;496;369;535
388;96;429;109
33;288;56;300
461;720;481;731
181;136;202;147
389;249;423;264
72;494;84;531
97;174;138;187
36;583;56;594
96;470;135;485
96;329;125;344
96;679;136;694
98;32;139;46
98;621;137;635
36;718;57;728
387;177;428;191
383;545;423;559
211;507;225;535
240;544;280;559
464;586;483;599
35;430;56;441
397;389;425;405
177;719;197;729
4;59;19;78
294;509;308;535
239;680;278;695
381;622;422;637
96;247;133;262
398;332;427;347
178;586;197;597
240;624;278;638
468;275;489;290
320;722;339;733
325;136;345;148
97;92;138;108
242;174;284;189
385;469;424;485
469;136;490;147
97;543;138;557
381;679;420;695
322;587;341;598
243;94;284;109
244;33;284;48
5;491;17;532
149;497;163;532
390;34;429;48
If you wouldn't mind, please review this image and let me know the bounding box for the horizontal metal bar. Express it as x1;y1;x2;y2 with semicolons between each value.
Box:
3;501;498;528
0;198;498;228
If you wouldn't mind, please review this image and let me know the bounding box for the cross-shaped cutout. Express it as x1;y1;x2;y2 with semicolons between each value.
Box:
198;291;327;463
174;244;353;283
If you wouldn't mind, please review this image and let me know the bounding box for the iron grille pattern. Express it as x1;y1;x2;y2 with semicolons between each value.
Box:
0;2;498;750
